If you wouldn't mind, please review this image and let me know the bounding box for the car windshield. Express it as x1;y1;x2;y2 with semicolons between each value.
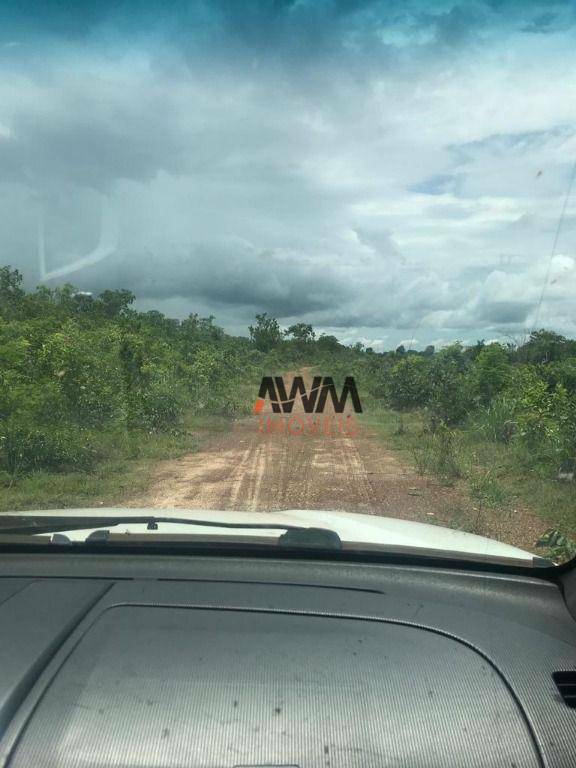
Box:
1;1;575;566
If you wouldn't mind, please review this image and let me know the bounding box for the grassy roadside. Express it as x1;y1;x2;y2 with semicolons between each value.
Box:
0;368;285;514
0;414;232;513
362;406;576;548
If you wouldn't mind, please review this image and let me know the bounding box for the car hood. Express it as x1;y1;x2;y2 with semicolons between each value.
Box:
6;507;538;563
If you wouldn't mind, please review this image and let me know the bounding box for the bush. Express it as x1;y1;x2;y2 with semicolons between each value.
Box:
536;528;576;563
387;356;430;410
0;419;98;474
472;396;517;444
469;469;510;509
427;368;472;427
501;366;576;471
38;323;127;428
128;373;186;430
470;343;511;405
412;425;463;484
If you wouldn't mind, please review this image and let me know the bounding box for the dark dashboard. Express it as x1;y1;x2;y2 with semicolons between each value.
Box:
0;553;575;768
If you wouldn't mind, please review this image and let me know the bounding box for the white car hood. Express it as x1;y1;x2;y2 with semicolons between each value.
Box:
10;507;537;563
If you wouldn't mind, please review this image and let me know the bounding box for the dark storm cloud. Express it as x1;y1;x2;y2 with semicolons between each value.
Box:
0;90;192;190
63;241;352;318
3;1;575;63
0;1;106;39
522;12;558;33
0;0;385;61
426;3;486;48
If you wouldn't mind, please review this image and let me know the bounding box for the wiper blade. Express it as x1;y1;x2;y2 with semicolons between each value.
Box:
0;515;342;550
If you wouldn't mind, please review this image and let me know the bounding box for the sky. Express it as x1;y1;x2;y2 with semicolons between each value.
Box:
1;0;576;350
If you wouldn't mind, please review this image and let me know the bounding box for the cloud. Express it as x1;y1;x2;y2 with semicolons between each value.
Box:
0;59;198;190
409;174;462;196
1;0;576;348
76;239;353;318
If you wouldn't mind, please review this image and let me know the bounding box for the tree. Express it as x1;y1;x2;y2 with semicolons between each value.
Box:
96;289;135;319
387;356;430;411
317;334;342;352
285;323;315;345
464;339;485;362
517;330;571;364
541;359;576;395
471;343;511;405
249;313;283;352
427;345;472;427
0;266;25;318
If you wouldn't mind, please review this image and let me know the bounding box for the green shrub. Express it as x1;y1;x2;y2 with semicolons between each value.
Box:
426;345;472;427
0;419;98;474
38;323;127;427
411;425;463;484
387;356;430;410
536;528;576;563
473;396;517;444
469;469;510;509
470;343;511;405
128;375;185;430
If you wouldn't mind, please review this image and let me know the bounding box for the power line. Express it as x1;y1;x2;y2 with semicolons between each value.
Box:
531;159;576;333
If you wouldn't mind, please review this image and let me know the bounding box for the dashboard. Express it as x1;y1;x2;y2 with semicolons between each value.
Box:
0;552;575;767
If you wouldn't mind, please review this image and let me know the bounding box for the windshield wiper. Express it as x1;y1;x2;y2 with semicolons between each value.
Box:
0;515;342;550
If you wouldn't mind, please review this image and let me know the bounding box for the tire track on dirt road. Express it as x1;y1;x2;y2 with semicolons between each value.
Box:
126;371;549;552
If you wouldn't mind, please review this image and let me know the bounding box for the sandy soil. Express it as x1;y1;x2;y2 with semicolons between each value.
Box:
127;372;548;553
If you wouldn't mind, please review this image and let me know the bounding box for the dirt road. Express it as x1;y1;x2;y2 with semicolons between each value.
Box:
130;416;417;515
127;373;547;552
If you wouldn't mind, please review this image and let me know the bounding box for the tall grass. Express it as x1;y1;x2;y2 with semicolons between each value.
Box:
472;396;517;444
411;425;463;485
371;404;576;555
